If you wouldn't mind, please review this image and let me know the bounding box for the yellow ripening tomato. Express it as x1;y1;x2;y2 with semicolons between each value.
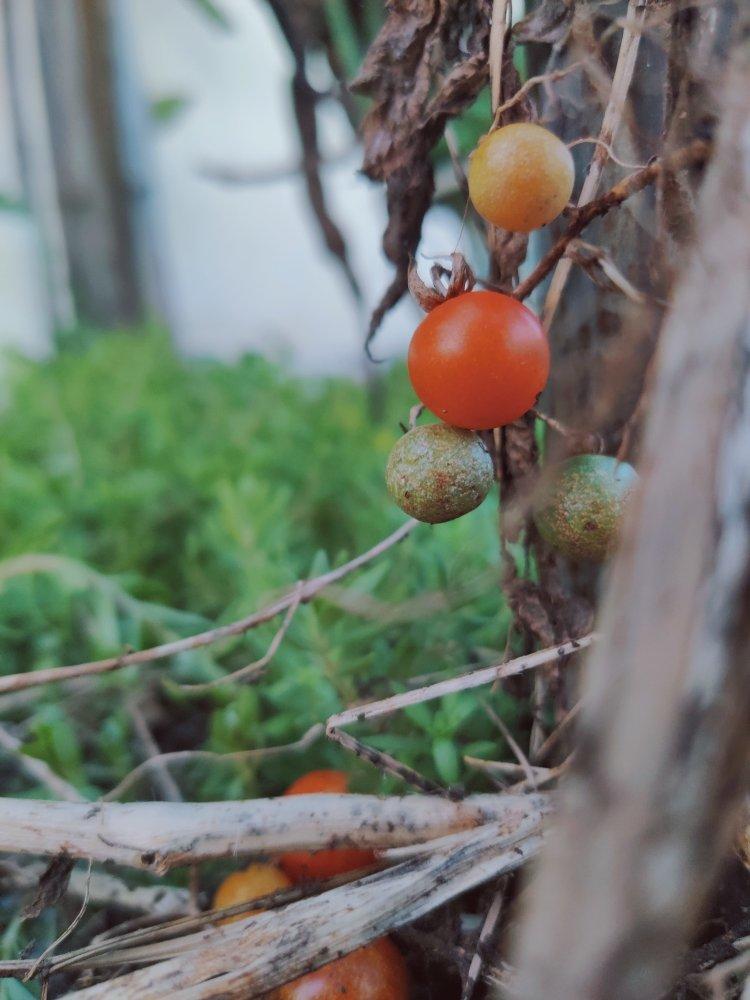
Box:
212;863;291;924
468;123;574;232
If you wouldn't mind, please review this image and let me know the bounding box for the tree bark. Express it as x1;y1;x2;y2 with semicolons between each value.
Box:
509;14;750;1000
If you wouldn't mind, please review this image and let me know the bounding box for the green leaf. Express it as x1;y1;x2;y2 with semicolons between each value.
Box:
185;0;232;30
403;701;435;735
463;739;501;759
150;95;190;125
432;738;460;785
323;0;361;80
1;979;38;1000
0;192;27;214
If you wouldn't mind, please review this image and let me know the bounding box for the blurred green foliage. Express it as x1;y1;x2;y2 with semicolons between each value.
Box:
0;331;526;808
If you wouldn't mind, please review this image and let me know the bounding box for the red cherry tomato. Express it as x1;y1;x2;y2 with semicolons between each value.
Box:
274;938;409;1000
212;863;291;924
284;770;349;795
278;770;376;882
407;290;549;430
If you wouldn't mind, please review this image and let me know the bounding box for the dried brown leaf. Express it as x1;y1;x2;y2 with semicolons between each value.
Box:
356;0;492;350
22;854;75;920
408;252;476;311
512;0;575;46
507;580;557;648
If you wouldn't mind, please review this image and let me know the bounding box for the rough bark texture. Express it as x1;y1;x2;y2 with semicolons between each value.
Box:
509;17;750;1000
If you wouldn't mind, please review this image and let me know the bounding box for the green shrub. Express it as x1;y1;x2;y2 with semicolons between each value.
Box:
0;330;523;803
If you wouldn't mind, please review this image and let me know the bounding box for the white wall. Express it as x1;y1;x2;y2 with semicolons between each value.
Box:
123;0;460;376
0;9;54;359
0;0;462;376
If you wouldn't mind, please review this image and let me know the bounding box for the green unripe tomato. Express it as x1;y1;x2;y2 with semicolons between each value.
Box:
533;454;638;562
385;424;494;524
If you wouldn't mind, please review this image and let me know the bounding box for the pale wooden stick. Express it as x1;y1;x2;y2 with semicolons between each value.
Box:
0;791;549;872
489;0;510;113
62;817;546;998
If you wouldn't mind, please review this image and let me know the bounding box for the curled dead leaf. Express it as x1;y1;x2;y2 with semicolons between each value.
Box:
355;0;492;352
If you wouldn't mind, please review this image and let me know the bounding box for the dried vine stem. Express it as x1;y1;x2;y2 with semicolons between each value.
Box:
62;817;546;999
173;583;304;693
513;140;710;302
492;62;584;124
462;886;506;1000
0;861;190;917
102;723;323;802
328;634;595;730
0;790;548;872
324;637;592;797
0;722;83;802
0;519;417;695
542;0;649;328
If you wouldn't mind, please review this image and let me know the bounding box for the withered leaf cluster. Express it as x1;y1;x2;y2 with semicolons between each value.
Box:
353;0;493;352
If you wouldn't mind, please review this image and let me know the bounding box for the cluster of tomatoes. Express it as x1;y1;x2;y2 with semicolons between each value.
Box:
386;123;636;561
212;769;409;999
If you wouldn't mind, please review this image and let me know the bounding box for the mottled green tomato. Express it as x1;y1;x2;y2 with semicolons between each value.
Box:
385;424;494;524
533;454;638;562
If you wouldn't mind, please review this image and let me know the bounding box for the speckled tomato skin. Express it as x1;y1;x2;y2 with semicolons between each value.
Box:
273;938;409;1000
278;770;376;882
533;454;638;562
468;123;575;232
407;292;549;430
211;863;291;924
385;424;494;524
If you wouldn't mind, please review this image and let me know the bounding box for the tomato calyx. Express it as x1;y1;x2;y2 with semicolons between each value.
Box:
408;252;476;313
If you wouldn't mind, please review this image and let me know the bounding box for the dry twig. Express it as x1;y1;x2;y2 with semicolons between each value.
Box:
102;724;323;803
0;791;549;872
542;0;649;328
510;25;750;997
462;885;506;1000
513;140;710;302
0;722;83;802
173;582;304;692
0;520;417;695
62;817;546;998
492;62;584;125
128;701;182;803
328;635;594;730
